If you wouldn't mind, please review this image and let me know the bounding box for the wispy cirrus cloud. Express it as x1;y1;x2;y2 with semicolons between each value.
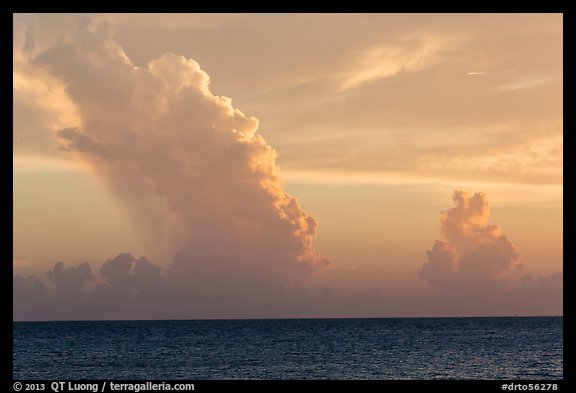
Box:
335;33;463;92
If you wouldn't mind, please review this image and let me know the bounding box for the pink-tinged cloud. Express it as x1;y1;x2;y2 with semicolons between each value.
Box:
12;17;561;320
420;190;521;292
32;20;327;288
419;190;561;315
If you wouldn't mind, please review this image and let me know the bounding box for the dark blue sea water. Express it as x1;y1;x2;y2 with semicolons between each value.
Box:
13;317;562;380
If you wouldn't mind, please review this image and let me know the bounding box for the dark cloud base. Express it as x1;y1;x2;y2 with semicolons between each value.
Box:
14;249;561;321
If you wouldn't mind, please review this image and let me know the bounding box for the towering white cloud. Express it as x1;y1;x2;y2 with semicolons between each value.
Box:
12;19;329;320
32;20;327;287
13;16;561;320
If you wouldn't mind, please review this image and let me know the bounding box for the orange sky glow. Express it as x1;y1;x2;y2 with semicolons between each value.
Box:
13;13;562;320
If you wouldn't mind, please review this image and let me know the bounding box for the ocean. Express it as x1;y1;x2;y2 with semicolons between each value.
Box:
13;317;562;380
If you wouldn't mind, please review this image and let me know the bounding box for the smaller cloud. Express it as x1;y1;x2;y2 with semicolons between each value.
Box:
13;253;171;321
48;261;94;300
13;276;49;303
419;190;521;294
418;190;562;315
466;71;486;75
98;253;166;299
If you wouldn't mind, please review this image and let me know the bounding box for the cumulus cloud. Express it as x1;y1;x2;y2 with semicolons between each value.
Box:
420;190;521;291
419;190;562;315
13;253;328;321
37;21;325;275
13;16;561;320
13;19;328;320
88;254;172;320
14;254;166;320
13;18;80;157
48;261;94;300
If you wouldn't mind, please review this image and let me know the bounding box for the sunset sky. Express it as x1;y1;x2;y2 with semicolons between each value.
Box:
13;13;562;320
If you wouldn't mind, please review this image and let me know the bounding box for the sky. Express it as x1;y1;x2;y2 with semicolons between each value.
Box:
13;13;562;320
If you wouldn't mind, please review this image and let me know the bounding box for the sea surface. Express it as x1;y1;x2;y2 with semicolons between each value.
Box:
13;317;562;380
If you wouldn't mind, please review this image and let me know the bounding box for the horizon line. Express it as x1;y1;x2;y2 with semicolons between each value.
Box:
13;315;563;323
